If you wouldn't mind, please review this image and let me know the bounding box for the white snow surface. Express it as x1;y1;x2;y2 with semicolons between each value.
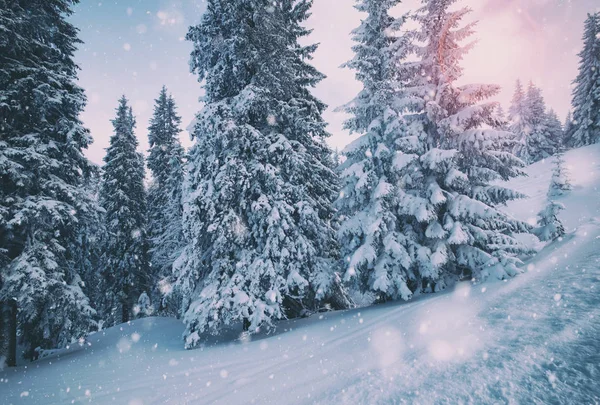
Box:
2;145;600;404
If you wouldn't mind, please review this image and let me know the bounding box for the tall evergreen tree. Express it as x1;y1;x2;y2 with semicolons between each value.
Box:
563;111;574;144
508;79;529;145
524;82;559;162
73;166;105;316
99;97;149;325
146;86;185;315
175;0;347;347
510;81;559;163
0;0;97;359
336;0;419;303
567;13;600;147
404;0;533;287
546;109;564;148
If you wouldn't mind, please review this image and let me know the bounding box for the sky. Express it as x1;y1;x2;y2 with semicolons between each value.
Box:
70;0;600;165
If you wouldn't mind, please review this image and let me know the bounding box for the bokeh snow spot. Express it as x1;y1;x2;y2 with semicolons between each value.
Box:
371;328;404;372
117;337;132;353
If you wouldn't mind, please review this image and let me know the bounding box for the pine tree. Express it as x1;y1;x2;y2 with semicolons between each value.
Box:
99;97;149;325
175;0;348;347
511;81;559;163
336;0;419;303
534;200;565;242
495;105;509;131
405;0;533;287
563;111;574;144
508;80;530;149
73;166;105;315
524;82;559;162
146;86;186;315
567;13;600;147
546;109;564;148
547;149;572;198
0;0;97;359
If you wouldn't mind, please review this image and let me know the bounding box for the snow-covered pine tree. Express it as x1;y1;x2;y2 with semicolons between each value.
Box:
508;79;530;145
534;200;565;242
175;0;347;346
546;109;564;148
567;12;600;147
494;105;509;131
522;82;560;162
73;166;105;315
146;86;186;315
336;0;419;303
511;81;559;163
563;111;574;144
547;149;572;198
0;0;97;359
407;0;533;286
100;97;150;325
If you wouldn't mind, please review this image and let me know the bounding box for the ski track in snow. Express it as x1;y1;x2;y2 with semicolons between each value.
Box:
1;145;600;404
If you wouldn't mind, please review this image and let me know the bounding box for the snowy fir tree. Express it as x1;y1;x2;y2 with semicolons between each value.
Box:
401;0;533;287
494;105;509;131
0;0;98;359
525;82;560;162
567;12;600;147
511;81;560;163
99;97;150;325
563;111;574;143
336;0;420;303
72;166;106;315
546;109;565;148
175;0;348;346
547;149;572;198
507;79;530;152
146;86;186;315
534;201;565;242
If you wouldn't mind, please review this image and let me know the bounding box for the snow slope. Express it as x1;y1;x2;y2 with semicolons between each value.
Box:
2;145;600;405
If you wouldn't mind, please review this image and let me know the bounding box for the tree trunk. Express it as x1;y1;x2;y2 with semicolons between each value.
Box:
121;302;129;324
242;317;251;332
4;299;17;367
0;300;5;363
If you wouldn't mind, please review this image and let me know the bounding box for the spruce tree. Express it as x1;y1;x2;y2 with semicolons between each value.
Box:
547;149;572;198
175;0;347;347
567;13;600;147
508;79;529;149
336;0;419;303
524;82;559;162
99;97;149;325
495;105;509;131
146;86;185;315
563;111;574;144
0;0;97;359
534;200;565;242
405;0;533;288
546;109;564;148
511;81;559;163
73;166;105;315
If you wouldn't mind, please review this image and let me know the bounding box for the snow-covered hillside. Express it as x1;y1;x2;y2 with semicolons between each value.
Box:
1;145;600;404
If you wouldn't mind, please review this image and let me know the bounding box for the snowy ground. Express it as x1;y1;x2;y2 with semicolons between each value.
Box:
2;145;600;405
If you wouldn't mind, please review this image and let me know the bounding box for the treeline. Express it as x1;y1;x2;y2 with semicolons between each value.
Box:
1;0;599;361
